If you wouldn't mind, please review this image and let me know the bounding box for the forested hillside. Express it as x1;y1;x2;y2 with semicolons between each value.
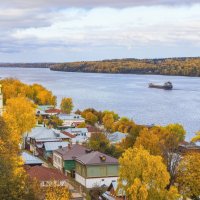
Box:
50;57;200;77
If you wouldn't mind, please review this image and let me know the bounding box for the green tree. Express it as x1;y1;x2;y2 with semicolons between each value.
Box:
60;98;74;114
88;132;109;152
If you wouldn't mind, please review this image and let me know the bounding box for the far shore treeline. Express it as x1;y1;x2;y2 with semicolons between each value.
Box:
1;57;200;77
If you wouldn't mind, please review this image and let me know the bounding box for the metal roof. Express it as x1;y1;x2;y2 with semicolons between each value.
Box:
108;131;128;143
44;142;69;151
22;152;43;165
27;127;69;140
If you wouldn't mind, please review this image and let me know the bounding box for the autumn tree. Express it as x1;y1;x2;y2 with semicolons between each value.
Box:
3;97;36;136
103;113;114;132
85;112;98;125
176;152;200;199
60;98;73;114
77;122;87;128
88;132;109;152
46;115;63;128
0;117;42;200
134;124;185;186
118;147;179;200
45;184;70;200
191;131;200;142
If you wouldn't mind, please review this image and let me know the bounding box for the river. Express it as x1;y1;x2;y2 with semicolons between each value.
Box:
1;67;200;140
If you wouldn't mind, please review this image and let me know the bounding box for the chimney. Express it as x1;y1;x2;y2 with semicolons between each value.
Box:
58;145;62;149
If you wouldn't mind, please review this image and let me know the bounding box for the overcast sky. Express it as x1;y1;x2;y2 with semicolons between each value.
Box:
0;0;200;62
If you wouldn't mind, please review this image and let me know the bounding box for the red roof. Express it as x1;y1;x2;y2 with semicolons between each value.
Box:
61;131;76;138
26;166;67;182
45;109;61;114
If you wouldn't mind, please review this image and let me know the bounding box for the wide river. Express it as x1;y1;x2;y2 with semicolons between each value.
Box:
0;67;200;140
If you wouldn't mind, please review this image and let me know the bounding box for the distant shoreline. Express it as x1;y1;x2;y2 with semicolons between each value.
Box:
1;57;200;77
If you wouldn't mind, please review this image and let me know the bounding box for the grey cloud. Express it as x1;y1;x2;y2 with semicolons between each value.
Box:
0;0;199;9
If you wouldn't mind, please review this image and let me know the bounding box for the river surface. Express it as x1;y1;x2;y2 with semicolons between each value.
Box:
0;67;200;140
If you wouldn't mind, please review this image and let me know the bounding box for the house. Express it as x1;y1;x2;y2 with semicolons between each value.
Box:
75;151;119;189
43;141;69;160
22;151;43;166
102;181;126;200
58;114;85;127
66;127;89;144
25;165;84;199
25;127;69;155
107;132;127;144
36;105;54;118
53;144;89;175
25;165;69;187
44;108;61;116
178;142;200;154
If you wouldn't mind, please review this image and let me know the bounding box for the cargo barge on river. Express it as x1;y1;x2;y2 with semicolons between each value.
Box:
149;82;173;90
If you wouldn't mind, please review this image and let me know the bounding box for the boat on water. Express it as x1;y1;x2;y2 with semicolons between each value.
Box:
149;82;173;90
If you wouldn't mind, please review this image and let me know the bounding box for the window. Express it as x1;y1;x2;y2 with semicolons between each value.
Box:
107;165;118;176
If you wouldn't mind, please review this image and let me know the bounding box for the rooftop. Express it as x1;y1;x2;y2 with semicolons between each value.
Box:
75;151;118;165
27;127;69;140
58;114;84;121
44;141;69;151
54;144;89;160
108;131;127;143
26;166;67;182
22;152;43;165
45;108;61;114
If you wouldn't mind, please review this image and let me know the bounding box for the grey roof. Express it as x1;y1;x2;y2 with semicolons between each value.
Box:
75;151;118;165
44;142;69;152
54;144;88;160
27;127;69;140
66;128;88;134
22;152;43;165
58;114;84;121
108;131;127;143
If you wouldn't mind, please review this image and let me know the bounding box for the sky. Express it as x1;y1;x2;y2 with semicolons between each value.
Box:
0;0;200;62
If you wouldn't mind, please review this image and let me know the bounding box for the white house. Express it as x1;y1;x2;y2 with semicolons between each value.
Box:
58;114;85;127
75;151;119;189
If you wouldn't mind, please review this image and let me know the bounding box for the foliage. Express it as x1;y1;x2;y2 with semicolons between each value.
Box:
88;132;109;152
85;112;98;125
102;113;114;132
29;84;56;106
3;97;36;135
176;152;200;199
60;98;73;114
44;184;70;200
134;124;186;186
0;117;42;200
118;147;180;200
0;78;56;106
191;131;200;142
51;57;200;77
89;186;106;200
77;122;87;128
45;116;63;128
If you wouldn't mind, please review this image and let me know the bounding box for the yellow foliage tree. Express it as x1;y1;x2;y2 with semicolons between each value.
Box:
118;147;179;200
134;124;186;186
60;98;73;114
176;152;200;199
191;131;200;142
45;184;70;200
3;97;36;136
103;113;114;131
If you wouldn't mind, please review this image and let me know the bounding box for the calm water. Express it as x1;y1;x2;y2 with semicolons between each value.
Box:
1;67;200;140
